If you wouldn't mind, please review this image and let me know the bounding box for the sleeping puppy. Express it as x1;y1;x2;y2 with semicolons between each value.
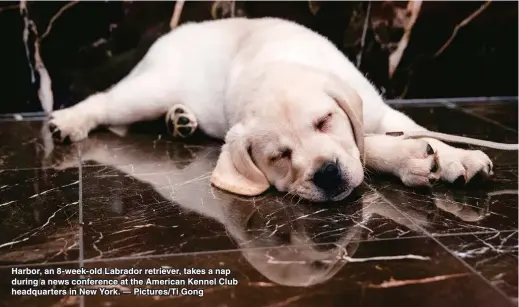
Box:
48;17;493;202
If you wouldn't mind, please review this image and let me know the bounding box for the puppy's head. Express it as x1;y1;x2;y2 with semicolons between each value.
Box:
211;71;364;202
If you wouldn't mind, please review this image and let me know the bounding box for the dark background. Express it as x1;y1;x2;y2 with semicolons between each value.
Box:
0;1;517;115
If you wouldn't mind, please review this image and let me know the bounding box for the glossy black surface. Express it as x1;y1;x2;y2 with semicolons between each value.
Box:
0;2;518;114
0;100;517;306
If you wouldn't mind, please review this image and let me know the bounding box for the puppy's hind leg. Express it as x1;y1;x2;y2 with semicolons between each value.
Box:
49;72;177;143
165;104;199;138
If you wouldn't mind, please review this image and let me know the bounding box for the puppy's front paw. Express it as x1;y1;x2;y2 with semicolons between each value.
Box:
396;140;440;187
166;104;198;138
48;109;90;144
436;148;493;185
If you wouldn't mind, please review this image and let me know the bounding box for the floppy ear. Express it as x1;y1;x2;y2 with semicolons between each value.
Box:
211;123;270;196
324;77;365;162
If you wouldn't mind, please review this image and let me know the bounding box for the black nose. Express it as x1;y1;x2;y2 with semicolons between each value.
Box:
312;161;345;192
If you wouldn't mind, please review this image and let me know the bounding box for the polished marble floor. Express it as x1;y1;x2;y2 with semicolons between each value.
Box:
0;99;517;306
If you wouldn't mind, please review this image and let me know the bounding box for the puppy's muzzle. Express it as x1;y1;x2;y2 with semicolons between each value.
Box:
311;160;347;197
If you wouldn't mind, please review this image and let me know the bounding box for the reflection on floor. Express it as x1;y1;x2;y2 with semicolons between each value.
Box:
0;99;517;307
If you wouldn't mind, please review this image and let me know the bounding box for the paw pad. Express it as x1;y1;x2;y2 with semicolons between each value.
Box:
426;144;434;155
48;122;71;144
49;123;60;139
166;104;198;138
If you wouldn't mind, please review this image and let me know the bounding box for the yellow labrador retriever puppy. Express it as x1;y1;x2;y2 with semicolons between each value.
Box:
48;17;492;202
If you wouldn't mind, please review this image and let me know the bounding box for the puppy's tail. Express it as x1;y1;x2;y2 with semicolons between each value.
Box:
376;131;519;151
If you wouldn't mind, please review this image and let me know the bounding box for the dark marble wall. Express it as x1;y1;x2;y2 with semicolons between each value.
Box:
0;1;517;114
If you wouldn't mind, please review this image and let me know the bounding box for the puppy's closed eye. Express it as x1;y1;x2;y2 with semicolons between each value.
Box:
269;148;292;162
315;112;333;132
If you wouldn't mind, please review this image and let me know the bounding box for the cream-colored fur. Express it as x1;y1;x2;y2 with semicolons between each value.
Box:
49;17;492;201
45;137;488;286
